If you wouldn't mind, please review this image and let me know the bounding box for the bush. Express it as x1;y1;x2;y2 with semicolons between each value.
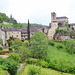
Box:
28;65;40;75
37;59;48;68
0;57;19;75
9;53;21;62
8;47;13;51
13;45;20;50
0;50;2;54
0;65;8;70
0;47;3;50
26;59;37;64
48;40;55;46
56;44;63;49
23;40;30;47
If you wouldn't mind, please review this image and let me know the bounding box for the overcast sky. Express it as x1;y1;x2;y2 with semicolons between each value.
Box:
0;0;75;25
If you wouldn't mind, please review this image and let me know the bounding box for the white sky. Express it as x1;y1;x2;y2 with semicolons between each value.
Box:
0;0;75;25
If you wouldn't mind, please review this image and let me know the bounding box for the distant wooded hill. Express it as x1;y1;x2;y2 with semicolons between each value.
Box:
0;12;17;24
23;23;45;27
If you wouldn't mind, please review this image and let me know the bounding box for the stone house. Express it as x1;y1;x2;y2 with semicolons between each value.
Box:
21;27;27;39
0;27;5;45
5;27;21;40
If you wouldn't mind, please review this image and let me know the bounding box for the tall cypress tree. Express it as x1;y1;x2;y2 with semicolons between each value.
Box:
27;19;30;40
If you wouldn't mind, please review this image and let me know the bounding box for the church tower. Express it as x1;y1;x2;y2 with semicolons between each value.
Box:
51;12;56;22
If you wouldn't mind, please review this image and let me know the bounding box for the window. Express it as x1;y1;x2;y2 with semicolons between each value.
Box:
50;36;52;38
16;35;18;37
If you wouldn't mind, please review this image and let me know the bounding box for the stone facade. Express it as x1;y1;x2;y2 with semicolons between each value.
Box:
5;27;21;40
48;12;68;40
0;27;5;45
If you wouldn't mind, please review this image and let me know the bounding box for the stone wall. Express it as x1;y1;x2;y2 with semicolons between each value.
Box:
6;31;21;40
0;29;5;45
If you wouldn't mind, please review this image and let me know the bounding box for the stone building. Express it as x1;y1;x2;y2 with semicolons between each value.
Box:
48;12;68;40
5;27;21;40
0;27;5;45
21;27;27;39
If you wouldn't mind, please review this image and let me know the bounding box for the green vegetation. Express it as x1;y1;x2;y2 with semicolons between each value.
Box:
23;23;44;27
27;19;30;40
31;31;48;58
17;64;73;75
0;12;13;23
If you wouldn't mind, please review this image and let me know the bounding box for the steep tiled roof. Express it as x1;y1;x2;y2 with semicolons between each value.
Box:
21;27;27;34
56;16;68;19
5;27;20;31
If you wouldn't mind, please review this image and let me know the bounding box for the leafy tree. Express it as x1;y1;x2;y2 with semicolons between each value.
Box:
0;38;3;45
31;31;48;59
0;57;19;75
27;19;30;40
55;29;59;33
65;39;75;54
9;53;21;62
18;46;30;61
0;16;3;23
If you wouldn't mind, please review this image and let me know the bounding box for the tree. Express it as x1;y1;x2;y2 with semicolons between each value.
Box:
65;39;75;54
0;16;3;23
0;38;3;45
31;31;48;59
27;19;30;40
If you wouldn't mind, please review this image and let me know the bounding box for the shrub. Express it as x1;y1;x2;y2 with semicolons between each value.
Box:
26;59;37;64
14;40;23;46
48;40;55;46
13;45;20;50
0;50;2;54
0;57;19;75
28;65;40;75
0;47;3;50
36;59;48;68
8;47;13;51
9;53;21;62
23;40;30;47
0;65;8;70
56;44;63;49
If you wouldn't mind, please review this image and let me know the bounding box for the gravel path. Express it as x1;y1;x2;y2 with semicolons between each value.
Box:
18;63;25;73
0;55;9;58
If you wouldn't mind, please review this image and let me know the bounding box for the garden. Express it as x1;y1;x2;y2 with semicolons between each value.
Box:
0;32;75;75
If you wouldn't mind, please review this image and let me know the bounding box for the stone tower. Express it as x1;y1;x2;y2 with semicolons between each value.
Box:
51;12;56;22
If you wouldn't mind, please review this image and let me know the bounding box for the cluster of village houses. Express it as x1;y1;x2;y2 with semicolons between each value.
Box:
0;12;75;45
0;24;48;45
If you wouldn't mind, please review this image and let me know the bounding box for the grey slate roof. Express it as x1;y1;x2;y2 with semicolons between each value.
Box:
5;27;20;31
56;16;68;19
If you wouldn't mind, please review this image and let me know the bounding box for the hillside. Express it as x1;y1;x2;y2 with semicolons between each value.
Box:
23;23;45;27
0;12;17;24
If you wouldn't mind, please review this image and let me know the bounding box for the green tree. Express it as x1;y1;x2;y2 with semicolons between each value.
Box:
27;19;30;40
0;38;3;45
0;16;3;23
31;31;48;59
65;39;75;54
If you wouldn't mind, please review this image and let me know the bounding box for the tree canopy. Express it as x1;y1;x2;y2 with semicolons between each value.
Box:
31;31;48;59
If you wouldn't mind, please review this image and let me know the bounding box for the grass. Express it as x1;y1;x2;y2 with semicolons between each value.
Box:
0;68;9;75
47;43;75;73
0;24;13;29
17;64;73;75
